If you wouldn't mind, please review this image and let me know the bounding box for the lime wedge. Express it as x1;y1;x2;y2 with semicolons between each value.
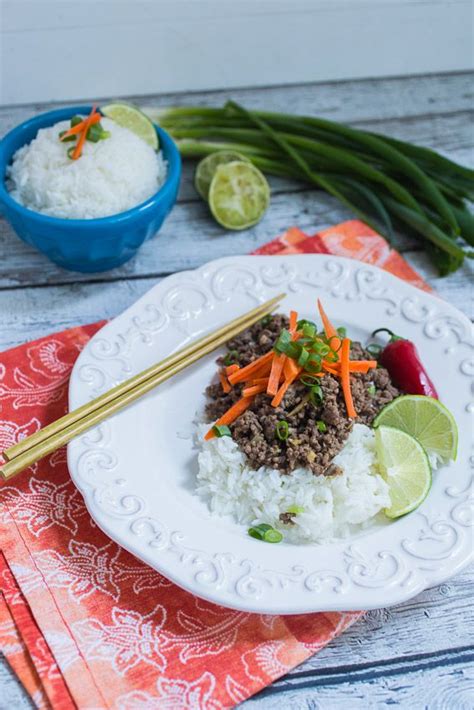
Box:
375;425;432;518
208;161;270;230
373;395;458;464
195;151;250;200
101;103;159;150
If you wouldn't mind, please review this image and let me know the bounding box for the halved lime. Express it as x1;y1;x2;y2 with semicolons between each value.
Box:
375;425;432;518
208;161;270;230
373;395;457;464
195;151;250;200
101;102;159;150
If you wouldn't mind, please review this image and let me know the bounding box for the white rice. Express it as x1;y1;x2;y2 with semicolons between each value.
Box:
197;423;390;543
7;117;166;219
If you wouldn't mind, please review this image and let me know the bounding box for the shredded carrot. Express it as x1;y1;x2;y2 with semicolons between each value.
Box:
72;106;97;160
271;368;301;408
289;310;298;334
340;338;356;418
267;353;286;395
219;370;231;393
60;113;101;141
348;360;377;373
242;383;267;397
283;356;299;380
225;364;240;376
228;351;274;385
317;299;337;339
323;359;377;376
251;377;271;385
204;397;253;440
323;363;339;376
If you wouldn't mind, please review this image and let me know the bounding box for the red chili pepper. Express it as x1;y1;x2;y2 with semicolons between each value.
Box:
372;328;438;399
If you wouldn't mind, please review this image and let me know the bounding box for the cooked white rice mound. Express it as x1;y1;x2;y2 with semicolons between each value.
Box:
197;423;390;543
7;117;166;219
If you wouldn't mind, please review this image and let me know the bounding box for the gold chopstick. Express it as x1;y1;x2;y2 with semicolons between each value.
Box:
0;293;285;479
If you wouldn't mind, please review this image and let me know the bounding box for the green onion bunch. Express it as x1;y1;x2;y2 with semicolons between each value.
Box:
153;101;474;275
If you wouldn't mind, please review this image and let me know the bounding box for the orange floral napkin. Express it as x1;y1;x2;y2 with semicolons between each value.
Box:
0;221;430;709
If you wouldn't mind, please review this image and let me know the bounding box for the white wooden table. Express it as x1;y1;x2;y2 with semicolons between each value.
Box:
0;73;472;709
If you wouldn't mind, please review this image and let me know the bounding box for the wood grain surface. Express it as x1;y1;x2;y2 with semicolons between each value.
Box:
0;71;472;709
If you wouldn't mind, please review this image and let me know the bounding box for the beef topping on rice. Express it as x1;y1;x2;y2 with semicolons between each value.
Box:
205;314;400;476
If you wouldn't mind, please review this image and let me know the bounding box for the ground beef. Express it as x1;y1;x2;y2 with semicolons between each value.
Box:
205;314;400;475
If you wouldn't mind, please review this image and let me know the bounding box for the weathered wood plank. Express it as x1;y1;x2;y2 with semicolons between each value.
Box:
245;659;474;708
1;72;472;133
0;109;472;289
0;250;471;352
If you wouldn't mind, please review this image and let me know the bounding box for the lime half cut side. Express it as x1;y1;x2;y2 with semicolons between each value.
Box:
208;161;270;230
195;151;250;200
373;395;458;465
375;425;432;519
101;103;159;150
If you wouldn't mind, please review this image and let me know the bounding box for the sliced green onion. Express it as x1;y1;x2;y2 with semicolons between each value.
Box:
260;314;272;327
366;343;383;356
70;115;83;127
286;505;305;514
86;124;103;142
100;130;111;139
297;348;310;367
367;384;376;396
309;384;324;404
305;354;322;373
275;420;289;441
67;146;76;160
337;326;347;338
248;523;282;543
213;424;232;437
59;130;76;143
314;342;330;357
316;420;327;432
263;528;283;543
223;350;239;366
274;329;292;353
297;319;317;332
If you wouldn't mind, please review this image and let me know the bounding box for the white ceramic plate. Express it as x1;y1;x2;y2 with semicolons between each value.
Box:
68;255;473;614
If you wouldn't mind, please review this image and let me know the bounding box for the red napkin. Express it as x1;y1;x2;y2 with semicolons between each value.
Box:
0;221;430;708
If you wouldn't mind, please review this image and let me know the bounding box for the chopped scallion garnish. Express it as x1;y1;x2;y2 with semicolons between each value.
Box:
70;115;83;127
297;348;310;367
337;326;347;338
366;343;383;356
316;420;327;432
367;383;376;396
274;328;292;354
213;424;232;437
287;505;305;514
67;146;76;160
309;384;324;405
275;420;289;441
259;314;272;327
248;523;283;543
58;130;76;143
223;350;239;366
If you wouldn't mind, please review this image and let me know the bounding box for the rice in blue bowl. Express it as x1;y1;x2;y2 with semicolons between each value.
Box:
0;105;181;273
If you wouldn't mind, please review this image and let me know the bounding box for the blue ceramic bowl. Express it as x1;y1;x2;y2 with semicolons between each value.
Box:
0;105;181;272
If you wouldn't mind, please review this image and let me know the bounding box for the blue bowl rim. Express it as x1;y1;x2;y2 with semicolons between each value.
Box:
0;104;181;227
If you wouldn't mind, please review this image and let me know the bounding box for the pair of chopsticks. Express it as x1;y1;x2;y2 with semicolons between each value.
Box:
0;294;285;480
